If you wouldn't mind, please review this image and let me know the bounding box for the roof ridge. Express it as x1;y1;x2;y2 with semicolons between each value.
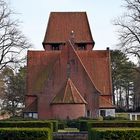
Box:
24;98;37;112
68;78;75;103
69;79;87;104
63;80;68;103
101;96;112;104
51;78;87;104
100;96;114;108
68;40;101;94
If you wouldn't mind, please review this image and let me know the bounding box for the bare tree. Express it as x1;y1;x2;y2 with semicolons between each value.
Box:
0;0;31;70
114;0;140;64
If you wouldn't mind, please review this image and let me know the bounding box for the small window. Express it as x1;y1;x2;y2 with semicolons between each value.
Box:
67;63;70;78
24;112;38;119
52;44;60;50
87;110;90;117
100;110;106;117
23;113;29;118
78;43;86;50
33;113;38;119
29;113;32;117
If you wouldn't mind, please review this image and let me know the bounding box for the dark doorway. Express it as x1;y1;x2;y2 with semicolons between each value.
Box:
100;110;106;117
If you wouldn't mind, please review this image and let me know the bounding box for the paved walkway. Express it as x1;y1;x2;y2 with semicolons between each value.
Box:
53;131;88;140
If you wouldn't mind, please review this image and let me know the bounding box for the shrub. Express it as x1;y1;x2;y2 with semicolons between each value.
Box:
103;116;115;120
79;120;89;131
0;128;52;140
3;116;37;121
58;122;65;130
79;120;99;131
103;116;129;120
0;121;53;130
66;119;79;128
49;120;58;132
58;120;68;129
88;121;140;128
77;117;93;120
89;128;140;140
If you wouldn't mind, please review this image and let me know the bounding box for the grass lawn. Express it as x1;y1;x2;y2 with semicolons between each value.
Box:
58;128;79;132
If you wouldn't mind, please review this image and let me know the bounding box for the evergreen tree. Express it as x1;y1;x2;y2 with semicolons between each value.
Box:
1;66;26;116
111;50;135;111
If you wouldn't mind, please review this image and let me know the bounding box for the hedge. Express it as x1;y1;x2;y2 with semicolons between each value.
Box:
0;120;59;132
78;120;140;131
0;121;53;129
58;122;65;130
89;128;140;140
60;120;89;131
49;120;58;132
79;120;89;131
88;121;140;128
0;128;52;140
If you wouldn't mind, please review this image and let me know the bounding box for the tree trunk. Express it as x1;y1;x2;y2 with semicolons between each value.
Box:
112;86;116;105
119;87;123;108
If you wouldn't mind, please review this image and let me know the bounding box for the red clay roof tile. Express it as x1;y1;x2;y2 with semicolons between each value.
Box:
99;96;114;109
77;50;112;96
43;12;94;44
24;98;37;112
51;78;87;104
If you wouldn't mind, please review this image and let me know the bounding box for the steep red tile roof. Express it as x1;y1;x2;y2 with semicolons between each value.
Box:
43;12;94;44
27;44;112;107
27;51;60;95
68;40;101;95
99;96;114;109
51;78;87;104
24;96;37;112
77;50;112;96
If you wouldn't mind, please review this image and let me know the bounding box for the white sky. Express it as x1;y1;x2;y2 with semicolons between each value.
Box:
8;0;124;50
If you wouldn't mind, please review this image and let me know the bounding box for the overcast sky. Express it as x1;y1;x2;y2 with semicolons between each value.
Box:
8;0;124;50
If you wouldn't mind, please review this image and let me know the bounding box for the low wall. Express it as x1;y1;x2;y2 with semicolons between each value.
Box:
53;132;88;140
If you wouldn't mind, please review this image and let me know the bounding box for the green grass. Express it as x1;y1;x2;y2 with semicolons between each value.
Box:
58;128;79;132
115;113;129;118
